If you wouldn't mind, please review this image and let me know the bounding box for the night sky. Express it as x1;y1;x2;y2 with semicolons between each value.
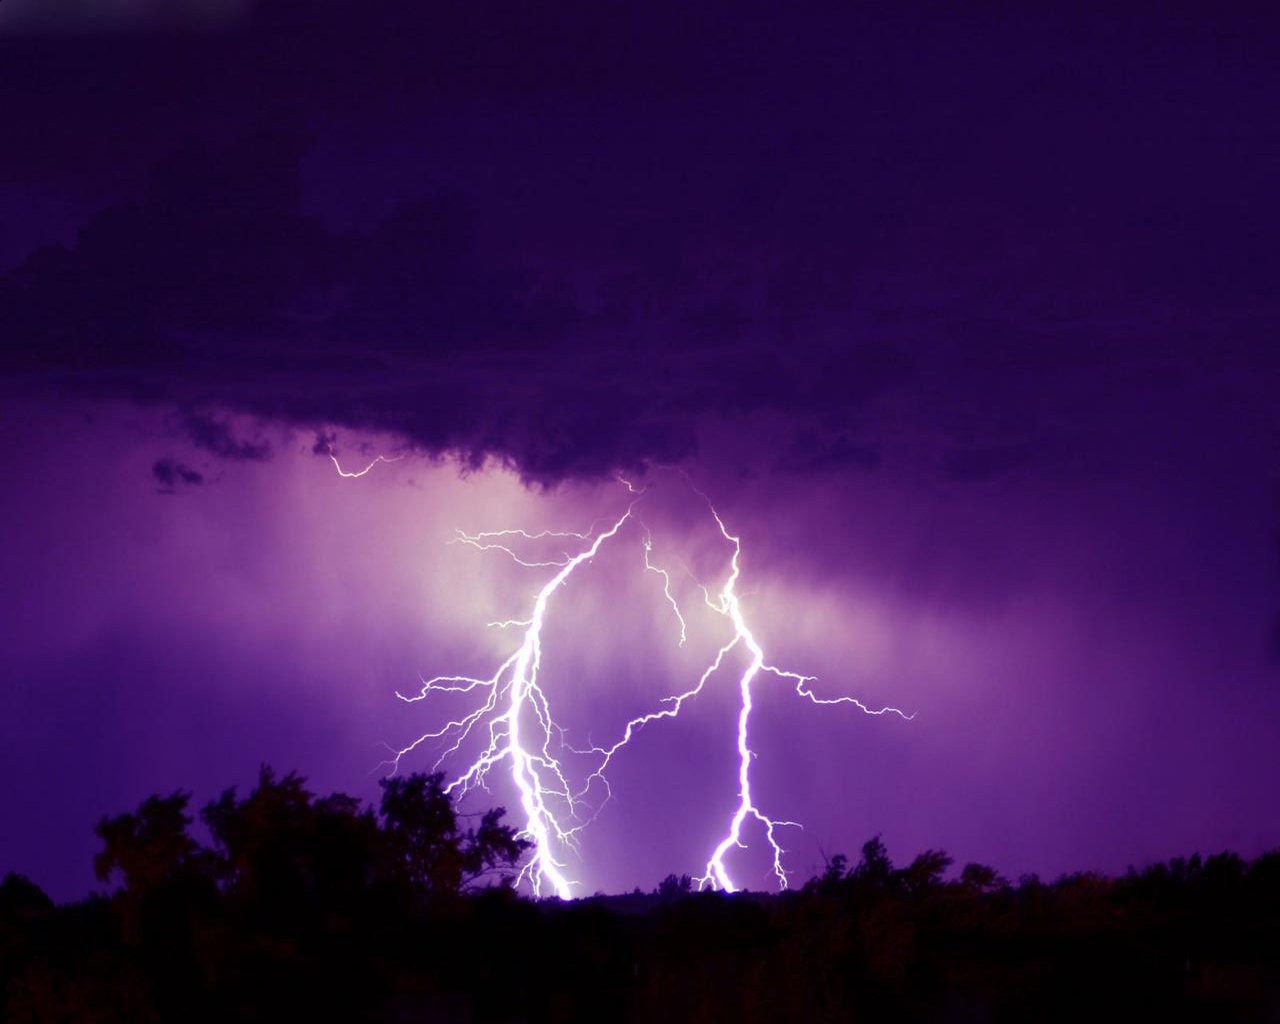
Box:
3;1;1279;901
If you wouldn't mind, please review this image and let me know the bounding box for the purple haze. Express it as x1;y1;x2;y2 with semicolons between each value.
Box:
2;2;1278;899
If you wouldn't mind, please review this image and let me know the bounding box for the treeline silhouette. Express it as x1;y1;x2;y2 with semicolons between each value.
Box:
2;769;1278;1022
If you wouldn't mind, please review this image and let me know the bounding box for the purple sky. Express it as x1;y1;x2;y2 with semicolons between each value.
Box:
2;1;1279;900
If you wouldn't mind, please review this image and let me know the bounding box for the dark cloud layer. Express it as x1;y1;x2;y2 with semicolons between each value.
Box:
2;1;1277;483
182;412;272;462
0;127;890;480
151;457;203;492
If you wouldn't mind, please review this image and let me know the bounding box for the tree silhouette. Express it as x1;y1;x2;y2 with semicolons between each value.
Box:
655;873;693;898
899;849;952;894
851;834;894;888
6;784;1279;1023
959;861;1007;893
89;767;528;925
200;767;382;930
378;771;528;897
0;873;52;920
94;792;200;896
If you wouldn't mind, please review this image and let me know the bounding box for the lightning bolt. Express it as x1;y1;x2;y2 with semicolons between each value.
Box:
692;503;912;892
643;526;688;647
387;505;637;898
330;452;405;478
367;464;912;898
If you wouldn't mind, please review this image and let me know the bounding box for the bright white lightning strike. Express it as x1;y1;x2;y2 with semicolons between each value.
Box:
330;452;406;478
389;507;637;899
643;527;688;647
372;470;912;898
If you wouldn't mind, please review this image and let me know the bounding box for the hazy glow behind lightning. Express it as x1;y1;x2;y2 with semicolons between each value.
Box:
352;461;912;897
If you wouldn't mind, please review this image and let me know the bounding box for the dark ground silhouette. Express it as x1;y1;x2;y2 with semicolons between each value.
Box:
2;769;1278;1022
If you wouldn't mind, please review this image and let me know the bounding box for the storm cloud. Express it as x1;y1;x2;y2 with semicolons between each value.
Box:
2;0;1277;485
151;457;203;492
